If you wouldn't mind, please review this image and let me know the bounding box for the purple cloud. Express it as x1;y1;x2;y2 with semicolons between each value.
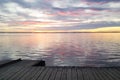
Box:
85;0;120;3
0;0;120;32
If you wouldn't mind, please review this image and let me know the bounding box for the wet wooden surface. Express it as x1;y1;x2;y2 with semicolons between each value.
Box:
0;60;120;80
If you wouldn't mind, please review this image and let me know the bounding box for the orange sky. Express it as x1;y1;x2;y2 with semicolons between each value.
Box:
73;27;120;33
1;26;120;32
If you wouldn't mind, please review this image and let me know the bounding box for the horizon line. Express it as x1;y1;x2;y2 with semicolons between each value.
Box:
0;32;120;33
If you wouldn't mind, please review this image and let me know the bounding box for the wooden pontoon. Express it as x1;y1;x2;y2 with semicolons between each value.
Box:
0;59;120;80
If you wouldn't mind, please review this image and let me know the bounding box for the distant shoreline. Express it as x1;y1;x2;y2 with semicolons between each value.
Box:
0;32;120;33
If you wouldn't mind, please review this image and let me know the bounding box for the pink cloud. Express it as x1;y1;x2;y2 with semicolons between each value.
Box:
56;10;84;16
15;21;55;26
56;9;98;17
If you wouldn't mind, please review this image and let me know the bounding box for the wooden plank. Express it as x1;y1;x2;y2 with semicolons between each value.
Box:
60;67;67;80
0;60;34;75
0;66;23;80
0;61;38;79
112;68;120;78
8;67;31;80
0;62;21;72
100;68;114;80
94;68;106;80
77;68;84;80
0;59;21;68
95;68;110;80
82;68;90;80
87;68;96;80
71;67;77;80
0;66;15;75
30;67;45;80
48;67;58;80
0;60;10;65
54;68;62;80
25;67;41;80
91;68;102;80
0;64;120;80
103;68;120;80
67;68;72;80
42;68;53;80
37;67;49;80
112;68;120;80
18;67;38;80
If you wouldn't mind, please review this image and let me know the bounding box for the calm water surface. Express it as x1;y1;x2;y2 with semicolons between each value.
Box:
0;33;120;67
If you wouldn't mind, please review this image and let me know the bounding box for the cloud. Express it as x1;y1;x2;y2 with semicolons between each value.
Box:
1;2;53;21
0;0;120;32
51;0;120;8
51;0;89;9
108;2;120;8
85;0;120;3
23;0;37;3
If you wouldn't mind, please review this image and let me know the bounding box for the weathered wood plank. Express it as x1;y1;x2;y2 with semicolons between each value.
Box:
95;68;110;80
94;68;106;80
19;67;38;80
112;68;120;78
0;60;10;65
42;68;53;80
54;68;62;80
77;68;84;80
60;67;67;80
71;67;77;80
0;59;21;68
25;67;41;80
30;67;45;80
37;67;49;80
48;68;57;80
82;68;90;80
91;68;102;80
0;66;23;80
87;68;96;80
103;68;120;80
9;67;31;80
0;60;120;80
0;66;15;75
1;67;120;80
67;68;72;80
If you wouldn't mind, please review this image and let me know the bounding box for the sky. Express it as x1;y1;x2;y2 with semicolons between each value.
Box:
0;0;120;32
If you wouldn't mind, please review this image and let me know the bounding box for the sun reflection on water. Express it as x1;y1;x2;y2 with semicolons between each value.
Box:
0;33;120;66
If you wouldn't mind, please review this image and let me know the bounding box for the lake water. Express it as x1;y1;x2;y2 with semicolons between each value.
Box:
0;33;120;67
